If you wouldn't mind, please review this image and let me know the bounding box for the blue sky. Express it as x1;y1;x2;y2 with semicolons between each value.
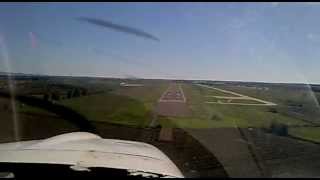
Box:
1;2;320;83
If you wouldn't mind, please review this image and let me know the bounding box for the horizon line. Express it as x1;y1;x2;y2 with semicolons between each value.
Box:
0;71;319;86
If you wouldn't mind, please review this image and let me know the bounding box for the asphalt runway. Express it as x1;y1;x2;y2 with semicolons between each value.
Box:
159;84;186;103
155;83;190;117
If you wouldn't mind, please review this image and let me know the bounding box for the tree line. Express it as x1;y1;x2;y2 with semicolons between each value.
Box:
43;88;88;101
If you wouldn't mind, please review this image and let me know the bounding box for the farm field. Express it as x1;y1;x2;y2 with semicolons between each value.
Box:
60;93;151;127
1;76;320;177
289;127;320;143
158;84;311;130
196;83;320;142
112;81;169;111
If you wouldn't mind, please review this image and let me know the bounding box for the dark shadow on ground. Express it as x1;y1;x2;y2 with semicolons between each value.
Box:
0;92;96;133
0;92;228;177
93;121;228;177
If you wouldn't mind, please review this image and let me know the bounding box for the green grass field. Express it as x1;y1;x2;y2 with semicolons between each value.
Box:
18;104;57;116
60;93;152;127
0;97;78;142
159;116;235;128
159;84;312;129
0;97;56;116
195;85;239;97
227;99;265;104
60;81;170;127
289;127;320;143
113;82;168;111
38;79;320;143
214;84;320;109
2;78;320;143
204;97;264;104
